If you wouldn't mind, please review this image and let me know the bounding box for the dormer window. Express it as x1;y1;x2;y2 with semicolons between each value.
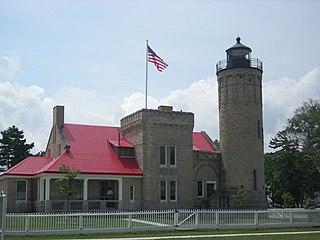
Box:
108;137;135;158
119;147;135;158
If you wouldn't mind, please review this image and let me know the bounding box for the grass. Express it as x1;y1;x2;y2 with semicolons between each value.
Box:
3;227;320;240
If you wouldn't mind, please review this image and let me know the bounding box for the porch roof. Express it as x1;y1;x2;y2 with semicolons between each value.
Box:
3;156;53;176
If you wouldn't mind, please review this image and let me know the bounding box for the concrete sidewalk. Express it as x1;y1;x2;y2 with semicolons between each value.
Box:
74;230;320;240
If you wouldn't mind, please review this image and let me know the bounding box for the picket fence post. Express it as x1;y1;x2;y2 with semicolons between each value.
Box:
174;209;179;227
215;211;219;227
128;212;132;228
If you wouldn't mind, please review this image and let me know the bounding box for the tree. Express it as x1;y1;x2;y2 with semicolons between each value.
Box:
55;164;81;212
265;99;320;207
282;192;295;208
286;99;320;172
0;125;34;169
233;188;250;208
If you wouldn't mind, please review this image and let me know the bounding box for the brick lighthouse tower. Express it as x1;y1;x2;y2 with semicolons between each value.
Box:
216;37;266;208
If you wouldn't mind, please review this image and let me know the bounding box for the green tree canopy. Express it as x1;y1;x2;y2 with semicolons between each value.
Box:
55;164;81;212
286;99;320;172
265;99;320;207
0;125;34;169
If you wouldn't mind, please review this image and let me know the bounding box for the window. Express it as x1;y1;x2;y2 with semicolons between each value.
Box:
197;180;204;197
170;181;177;201
169;146;176;166
160;146;167;166
16;180;27;201
257;120;261;139
253;170;257;191
207;181;216;198
120;147;134;157
129;185;135;201
75;180;83;200
160;180;167;201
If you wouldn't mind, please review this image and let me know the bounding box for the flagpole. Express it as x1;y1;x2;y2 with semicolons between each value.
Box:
145;39;149;109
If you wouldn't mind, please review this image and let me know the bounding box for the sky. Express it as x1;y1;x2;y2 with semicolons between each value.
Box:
0;0;320;153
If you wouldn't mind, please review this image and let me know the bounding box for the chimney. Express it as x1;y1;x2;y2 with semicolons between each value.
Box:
158;105;173;112
53;105;64;127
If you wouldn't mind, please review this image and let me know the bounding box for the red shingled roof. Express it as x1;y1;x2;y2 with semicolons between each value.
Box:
192;132;216;152
4;125;216;177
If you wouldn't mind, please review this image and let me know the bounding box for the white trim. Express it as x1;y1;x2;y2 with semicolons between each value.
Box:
45;177;50;200
83;179;88;200
159;145;167;167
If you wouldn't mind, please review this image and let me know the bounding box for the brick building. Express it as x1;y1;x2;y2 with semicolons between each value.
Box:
0;37;267;212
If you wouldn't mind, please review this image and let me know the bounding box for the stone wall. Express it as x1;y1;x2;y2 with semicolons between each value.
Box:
121;106;195;209
193;151;222;208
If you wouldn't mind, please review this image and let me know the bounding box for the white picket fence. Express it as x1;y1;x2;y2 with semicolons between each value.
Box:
3;208;320;236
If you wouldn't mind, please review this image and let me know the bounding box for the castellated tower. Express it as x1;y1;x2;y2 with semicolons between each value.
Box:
121;106;194;209
216;37;266;208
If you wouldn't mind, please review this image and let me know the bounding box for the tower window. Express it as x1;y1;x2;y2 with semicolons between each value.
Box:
253;170;257;191
129;185;135;202
257;120;261;139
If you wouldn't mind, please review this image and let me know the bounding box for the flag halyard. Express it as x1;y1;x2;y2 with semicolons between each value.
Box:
147;46;168;72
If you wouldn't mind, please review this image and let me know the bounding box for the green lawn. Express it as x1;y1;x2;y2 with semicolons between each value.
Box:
4;227;320;240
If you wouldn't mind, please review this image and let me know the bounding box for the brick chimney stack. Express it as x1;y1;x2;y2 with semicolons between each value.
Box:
53;105;64;127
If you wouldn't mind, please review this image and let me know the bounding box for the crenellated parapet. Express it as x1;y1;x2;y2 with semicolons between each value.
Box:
121;106;194;134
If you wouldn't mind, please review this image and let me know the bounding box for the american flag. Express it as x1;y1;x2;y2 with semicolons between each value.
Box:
147;46;168;72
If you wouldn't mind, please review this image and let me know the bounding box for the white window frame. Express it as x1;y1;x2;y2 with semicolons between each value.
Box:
129;185;135;202
197;180;204;198
169;146;177;167
160;180;167;202
16;180;27;201
169;180;177;202
159;145;167;167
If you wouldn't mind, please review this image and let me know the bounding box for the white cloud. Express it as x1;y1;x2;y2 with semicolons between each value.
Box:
121;68;320;152
0;52;21;80
263;67;320;151
1;68;319;155
0;81;53;153
53;86;121;126
121;76;220;140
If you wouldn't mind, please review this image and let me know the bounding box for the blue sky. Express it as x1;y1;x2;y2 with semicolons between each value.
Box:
1;0;320;153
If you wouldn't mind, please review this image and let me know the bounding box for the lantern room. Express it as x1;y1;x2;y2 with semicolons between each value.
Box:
226;36;251;68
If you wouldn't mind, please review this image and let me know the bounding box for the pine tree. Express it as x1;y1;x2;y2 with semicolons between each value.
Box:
0;125;34;169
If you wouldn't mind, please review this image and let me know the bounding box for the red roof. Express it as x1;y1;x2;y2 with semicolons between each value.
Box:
4;124;142;177
4;156;53;176
192;132;216;152
4;125;216;177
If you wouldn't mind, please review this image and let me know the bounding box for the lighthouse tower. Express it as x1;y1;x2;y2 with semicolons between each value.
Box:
216;37;266;208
